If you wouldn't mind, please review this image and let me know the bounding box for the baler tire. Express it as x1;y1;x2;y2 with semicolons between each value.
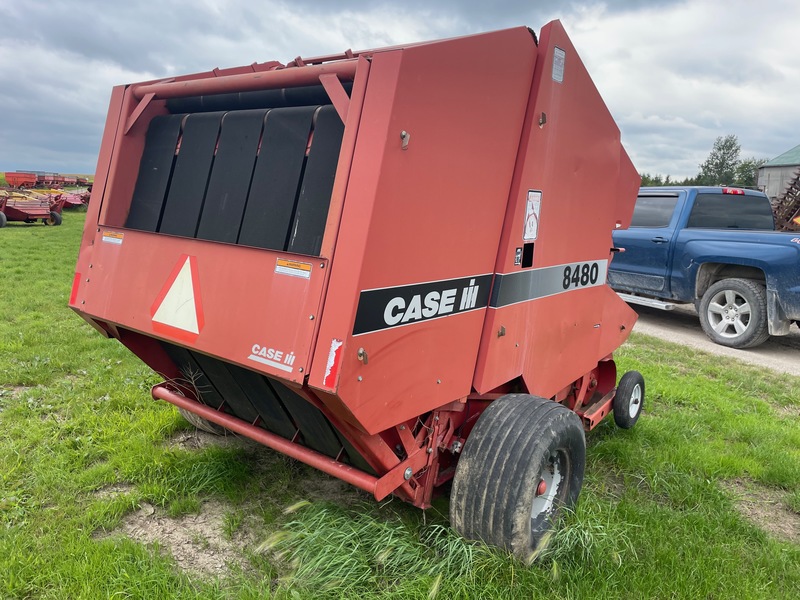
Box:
178;407;227;435
698;278;769;349
0;212;6;228
613;371;644;429
44;211;63;226
449;394;585;562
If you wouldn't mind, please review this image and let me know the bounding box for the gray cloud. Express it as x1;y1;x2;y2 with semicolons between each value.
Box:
0;0;796;177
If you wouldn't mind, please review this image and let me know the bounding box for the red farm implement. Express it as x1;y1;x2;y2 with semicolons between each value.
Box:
0;190;64;227
4;171;37;189
70;20;643;558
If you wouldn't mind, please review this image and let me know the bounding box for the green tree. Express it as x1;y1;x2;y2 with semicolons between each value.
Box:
640;173;664;186
735;157;767;188
696;134;741;185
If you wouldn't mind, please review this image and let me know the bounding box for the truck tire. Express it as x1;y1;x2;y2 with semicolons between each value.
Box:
698;278;769;349
0;212;6;228
613;371;644;429
450;394;585;562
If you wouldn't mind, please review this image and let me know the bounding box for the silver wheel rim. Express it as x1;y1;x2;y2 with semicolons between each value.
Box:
628;383;642;419
706;289;751;339
531;456;562;522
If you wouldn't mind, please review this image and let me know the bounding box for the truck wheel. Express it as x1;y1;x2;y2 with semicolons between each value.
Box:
698;278;769;349
613;371;644;429
44;211;63;226
0;212;6;228
450;394;585;562
178;407;227;435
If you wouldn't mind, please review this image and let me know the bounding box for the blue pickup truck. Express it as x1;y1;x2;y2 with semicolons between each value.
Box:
608;186;800;348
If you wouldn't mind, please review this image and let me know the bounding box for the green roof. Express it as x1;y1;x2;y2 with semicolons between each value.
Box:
764;143;800;167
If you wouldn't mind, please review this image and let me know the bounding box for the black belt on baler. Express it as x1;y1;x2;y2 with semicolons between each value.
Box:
125;97;345;257
160;342;374;473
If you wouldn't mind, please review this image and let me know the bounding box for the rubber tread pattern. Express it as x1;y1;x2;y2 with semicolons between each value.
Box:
457;394;534;542
450;394;586;558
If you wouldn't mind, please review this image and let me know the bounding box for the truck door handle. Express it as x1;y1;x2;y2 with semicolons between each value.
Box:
650;236;669;244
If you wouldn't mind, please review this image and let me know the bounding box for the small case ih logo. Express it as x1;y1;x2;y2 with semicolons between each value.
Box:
247;344;296;373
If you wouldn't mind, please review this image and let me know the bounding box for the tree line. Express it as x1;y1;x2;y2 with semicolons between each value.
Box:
640;134;767;188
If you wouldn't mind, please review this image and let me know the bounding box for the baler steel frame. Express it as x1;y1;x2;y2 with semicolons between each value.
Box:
153;382;465;506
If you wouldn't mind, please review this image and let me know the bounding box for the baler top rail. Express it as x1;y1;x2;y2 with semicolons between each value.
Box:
132;60;358;101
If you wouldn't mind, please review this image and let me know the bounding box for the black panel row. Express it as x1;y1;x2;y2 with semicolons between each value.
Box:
160;342;373;473
126;104;344;256
165;84;351;114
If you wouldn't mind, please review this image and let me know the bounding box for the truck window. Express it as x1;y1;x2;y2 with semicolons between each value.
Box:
687;193;774;229
630;196;679;227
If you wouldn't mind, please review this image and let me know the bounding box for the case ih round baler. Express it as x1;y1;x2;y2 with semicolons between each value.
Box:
70;20;643;559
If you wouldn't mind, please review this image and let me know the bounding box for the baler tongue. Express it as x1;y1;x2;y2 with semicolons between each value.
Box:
71;19;641;561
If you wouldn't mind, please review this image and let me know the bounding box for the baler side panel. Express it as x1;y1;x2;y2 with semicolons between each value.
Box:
309;28;539;434
473;20;639;396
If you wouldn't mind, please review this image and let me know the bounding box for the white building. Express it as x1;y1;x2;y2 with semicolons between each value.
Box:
758;143;800;201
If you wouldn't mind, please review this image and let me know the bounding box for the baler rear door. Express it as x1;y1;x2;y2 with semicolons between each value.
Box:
73;72;360;385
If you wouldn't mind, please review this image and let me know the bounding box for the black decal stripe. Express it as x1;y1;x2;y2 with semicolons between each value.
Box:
353;274;493;336
490;260;609;308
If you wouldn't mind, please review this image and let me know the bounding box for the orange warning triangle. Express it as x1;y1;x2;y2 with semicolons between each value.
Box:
150;255;204;343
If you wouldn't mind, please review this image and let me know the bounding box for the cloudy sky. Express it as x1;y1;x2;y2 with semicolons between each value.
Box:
1;0;798;179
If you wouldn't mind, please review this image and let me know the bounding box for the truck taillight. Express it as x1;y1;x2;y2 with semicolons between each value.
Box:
721;187;745;195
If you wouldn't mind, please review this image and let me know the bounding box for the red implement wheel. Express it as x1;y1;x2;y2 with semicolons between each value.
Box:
613;370;644;429
43;211;63;226
450;394;585;561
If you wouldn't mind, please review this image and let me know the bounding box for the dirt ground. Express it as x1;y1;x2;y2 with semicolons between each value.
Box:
720;479;799;544
630;303;800;378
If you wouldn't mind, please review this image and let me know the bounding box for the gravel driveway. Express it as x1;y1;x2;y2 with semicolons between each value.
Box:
629;303;800;378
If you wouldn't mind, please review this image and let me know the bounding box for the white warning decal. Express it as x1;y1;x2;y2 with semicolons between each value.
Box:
150;255;204;342
523;190;542;241
552;46;566;83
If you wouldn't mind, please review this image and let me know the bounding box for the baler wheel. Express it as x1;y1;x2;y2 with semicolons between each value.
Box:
449;394;585;562
178;406;227;435
613;370;644;429
44;211;63;226
0;212;6;228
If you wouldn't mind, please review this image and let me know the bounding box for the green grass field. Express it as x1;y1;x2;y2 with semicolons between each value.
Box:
1;212;798;599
